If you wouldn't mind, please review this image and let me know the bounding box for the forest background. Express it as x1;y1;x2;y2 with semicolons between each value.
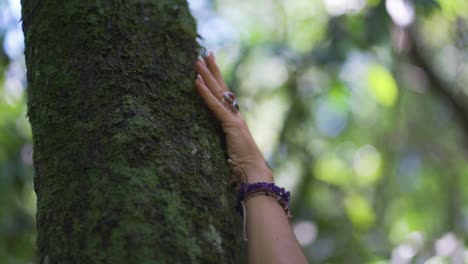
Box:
1;0;468;263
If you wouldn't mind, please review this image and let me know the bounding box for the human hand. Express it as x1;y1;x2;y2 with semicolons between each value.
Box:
194;52;273;184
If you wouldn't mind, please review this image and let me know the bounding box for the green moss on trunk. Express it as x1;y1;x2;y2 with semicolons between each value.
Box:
21;0;241;262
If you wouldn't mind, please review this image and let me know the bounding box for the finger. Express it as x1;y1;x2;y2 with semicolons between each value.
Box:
195;60;224;99
198;73;205;85
204;52;229;92
196;74;241;119
198;56;207;66
194;76;232;122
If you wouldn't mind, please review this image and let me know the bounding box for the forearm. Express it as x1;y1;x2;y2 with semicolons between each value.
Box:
244;169;308;264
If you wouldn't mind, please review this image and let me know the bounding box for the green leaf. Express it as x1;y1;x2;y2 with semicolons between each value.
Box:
314;154;352;186
367;64;398;107
345;193;376;229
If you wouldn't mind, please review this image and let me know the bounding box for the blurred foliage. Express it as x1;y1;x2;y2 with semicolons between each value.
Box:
1;0;468;263
1;0;36;263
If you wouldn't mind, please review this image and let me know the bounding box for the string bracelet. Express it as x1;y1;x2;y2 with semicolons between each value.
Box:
236;182;292;219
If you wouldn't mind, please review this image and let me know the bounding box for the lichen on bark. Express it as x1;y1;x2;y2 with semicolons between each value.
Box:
21;0;241;263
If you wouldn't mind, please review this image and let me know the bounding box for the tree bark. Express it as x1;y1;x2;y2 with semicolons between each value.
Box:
21;0;240;263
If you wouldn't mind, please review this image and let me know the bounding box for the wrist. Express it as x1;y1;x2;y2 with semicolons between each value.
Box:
243;163;273;183
228;150;273;183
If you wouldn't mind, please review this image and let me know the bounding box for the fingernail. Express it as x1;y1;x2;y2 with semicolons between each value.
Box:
198;56;206;66
197;74;204;83
209;51;214;59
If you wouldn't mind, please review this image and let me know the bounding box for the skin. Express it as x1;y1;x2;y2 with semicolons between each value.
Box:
194;52;308;264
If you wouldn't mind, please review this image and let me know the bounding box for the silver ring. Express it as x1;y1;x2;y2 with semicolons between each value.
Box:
221;92;239;113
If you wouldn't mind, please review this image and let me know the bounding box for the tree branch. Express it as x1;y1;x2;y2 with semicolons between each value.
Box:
406;26;468;142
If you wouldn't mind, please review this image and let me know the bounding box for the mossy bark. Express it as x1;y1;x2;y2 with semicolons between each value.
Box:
21;0;241;263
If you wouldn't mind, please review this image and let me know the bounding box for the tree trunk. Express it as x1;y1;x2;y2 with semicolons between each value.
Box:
21;0;240;263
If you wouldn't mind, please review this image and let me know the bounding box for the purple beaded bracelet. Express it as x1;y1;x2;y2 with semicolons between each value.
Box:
236;182;292;218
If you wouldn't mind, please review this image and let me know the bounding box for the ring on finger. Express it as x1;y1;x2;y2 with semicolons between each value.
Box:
220;92;240;113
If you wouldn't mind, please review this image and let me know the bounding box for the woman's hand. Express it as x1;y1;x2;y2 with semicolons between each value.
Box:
195;53;308;264
194;52;273;184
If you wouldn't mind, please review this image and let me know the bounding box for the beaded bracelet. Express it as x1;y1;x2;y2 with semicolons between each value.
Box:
236;182;292;218
227;159;292;241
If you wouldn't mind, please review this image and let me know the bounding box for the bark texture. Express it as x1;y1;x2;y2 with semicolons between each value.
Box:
21;0;240;263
